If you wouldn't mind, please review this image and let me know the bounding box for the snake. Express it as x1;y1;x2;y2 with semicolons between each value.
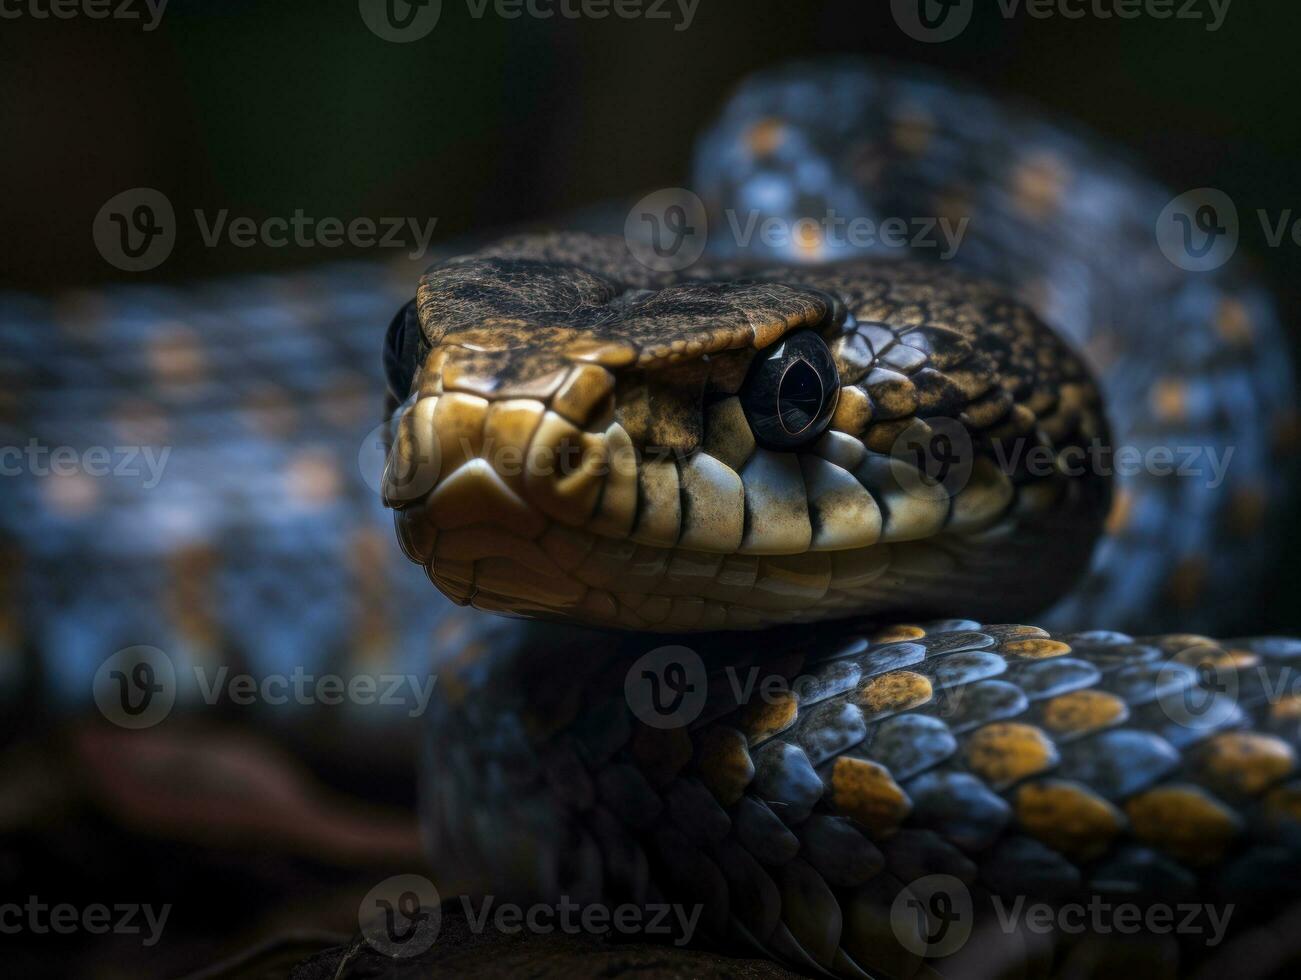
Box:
374;60;1301;977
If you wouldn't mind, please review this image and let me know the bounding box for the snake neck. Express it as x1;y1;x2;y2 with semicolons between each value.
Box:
692;59;1296;635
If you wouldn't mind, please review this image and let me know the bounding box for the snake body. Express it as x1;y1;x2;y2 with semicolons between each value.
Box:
380;63;1301;977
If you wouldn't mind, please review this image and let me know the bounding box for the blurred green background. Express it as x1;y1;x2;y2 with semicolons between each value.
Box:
4;0;1301;294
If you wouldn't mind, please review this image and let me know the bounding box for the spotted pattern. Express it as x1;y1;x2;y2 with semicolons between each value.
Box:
428;618;1301;976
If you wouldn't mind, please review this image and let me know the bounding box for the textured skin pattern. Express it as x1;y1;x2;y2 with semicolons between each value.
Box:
388;235;1110;629
0;264;452;725
400;62;1301;978
693;60;1297;635
425;614;1301;978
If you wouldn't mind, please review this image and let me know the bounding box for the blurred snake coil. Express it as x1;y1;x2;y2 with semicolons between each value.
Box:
378;62;1301;977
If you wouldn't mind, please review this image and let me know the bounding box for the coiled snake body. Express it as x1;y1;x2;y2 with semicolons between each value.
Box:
383;63;1301;977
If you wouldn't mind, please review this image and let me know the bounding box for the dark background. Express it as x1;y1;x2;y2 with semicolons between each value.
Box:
4;0;1301;291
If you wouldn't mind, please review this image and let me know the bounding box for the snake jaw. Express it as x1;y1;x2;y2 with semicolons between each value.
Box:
384;233;1112;631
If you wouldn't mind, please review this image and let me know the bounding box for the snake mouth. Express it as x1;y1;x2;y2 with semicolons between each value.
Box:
386;397;1017;629
383;234;1112;631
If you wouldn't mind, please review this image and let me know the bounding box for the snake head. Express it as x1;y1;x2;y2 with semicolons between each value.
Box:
382;232;1111;631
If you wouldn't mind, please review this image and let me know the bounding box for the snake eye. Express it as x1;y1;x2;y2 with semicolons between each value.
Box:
740;330;840;450
384;299;420;401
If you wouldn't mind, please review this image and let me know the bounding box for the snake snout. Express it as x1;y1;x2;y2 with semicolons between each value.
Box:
383;234;1114;630
384;375;622;617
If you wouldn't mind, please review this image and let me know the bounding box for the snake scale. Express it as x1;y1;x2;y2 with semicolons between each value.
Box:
378;62;1301;977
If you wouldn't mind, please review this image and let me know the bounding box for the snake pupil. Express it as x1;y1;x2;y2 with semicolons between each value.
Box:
740;329;840;450
778;358;824;434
